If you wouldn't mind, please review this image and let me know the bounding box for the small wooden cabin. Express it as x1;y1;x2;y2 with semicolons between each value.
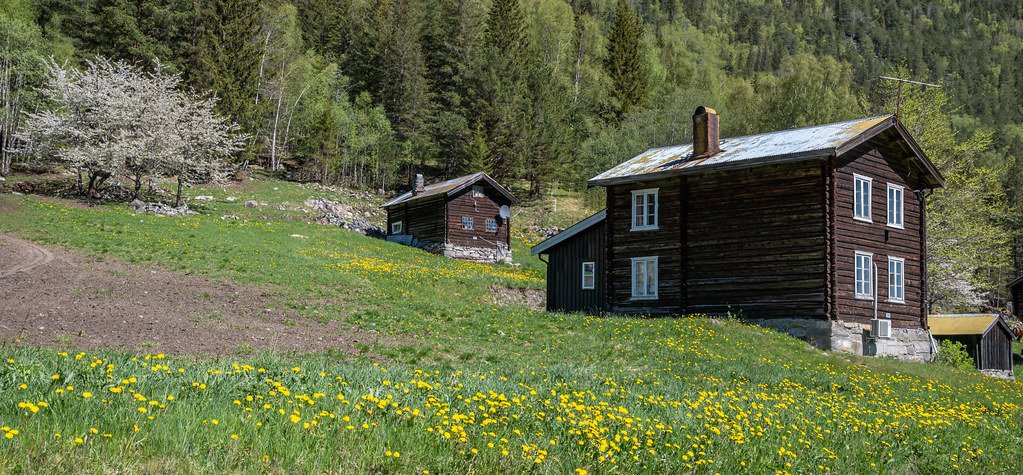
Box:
531;210;606;313
383;172;516;263
930;314;1015;371
538;106;947;360
1010;274;1023;317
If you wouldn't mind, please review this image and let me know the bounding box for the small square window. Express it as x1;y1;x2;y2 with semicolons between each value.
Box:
581;262;595;290
390;221;403;234
887;184;904;228
472;186;485;198
854;175;872;222
485;218;497;232
854;251;873;299
461;216;473;230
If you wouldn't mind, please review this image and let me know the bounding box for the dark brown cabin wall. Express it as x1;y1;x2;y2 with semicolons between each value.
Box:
982;326;1013;370
834;148;924;328
545;222;606;313
608;179;682;314
389;197;447;244
1012;283;1022;318
685;161;827;318
445;185;512;249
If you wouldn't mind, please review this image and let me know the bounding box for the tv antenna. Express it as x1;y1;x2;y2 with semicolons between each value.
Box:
879;76;941;118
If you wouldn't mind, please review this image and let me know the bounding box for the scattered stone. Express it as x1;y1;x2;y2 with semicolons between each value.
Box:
225;196;238;202
305;198;383;237
290;234;307;239
193;195;215;201
530;226;564;239
980;369;1015;380
709;318;724;327
0;176;5;182
244;200;258;208
131;200;197;217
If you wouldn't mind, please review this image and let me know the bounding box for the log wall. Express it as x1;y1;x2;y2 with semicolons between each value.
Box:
445;184;511;249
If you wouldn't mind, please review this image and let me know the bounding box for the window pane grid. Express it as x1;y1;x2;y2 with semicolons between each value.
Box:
855;253;873;298
631;257;658;299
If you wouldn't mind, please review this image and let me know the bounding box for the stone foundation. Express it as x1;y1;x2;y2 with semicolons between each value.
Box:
401;239;512;264
750;318;935;361
980;369;1015;380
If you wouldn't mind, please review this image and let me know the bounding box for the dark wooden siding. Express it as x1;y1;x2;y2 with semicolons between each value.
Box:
607;179;683;313
685;161;827;318
545;221;606;313
387;196;446;244
1012;282;1022;318
981;324;1014;370
445;184;512;249
834;147;925;328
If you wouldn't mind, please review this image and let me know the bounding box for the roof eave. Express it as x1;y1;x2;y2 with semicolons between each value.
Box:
530;210;606;256
1007;274;1023;288
587;150;834;187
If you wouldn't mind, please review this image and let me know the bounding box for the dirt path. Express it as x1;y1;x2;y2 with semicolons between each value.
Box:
0;233;381;356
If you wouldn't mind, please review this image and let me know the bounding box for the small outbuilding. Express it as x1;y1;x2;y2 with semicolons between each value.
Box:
1009;274;1023;317
383;172;516;263
929;314;1015;372
530;210;606;313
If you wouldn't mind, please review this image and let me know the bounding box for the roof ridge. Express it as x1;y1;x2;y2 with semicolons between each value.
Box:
642;114;894;152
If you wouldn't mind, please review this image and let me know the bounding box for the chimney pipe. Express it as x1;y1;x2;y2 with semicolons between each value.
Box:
413;174;425;195
693;106;720;157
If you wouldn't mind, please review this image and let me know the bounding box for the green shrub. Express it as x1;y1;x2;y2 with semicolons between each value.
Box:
934;339;975;371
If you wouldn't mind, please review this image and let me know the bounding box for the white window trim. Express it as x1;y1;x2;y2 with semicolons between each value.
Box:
853;174;872;223
485;218;497;233
461;216;473;230
630;256;659;300
888;256;906;303
854;251;874;300
581;262;595;290
391;221;403;234
630;188;659;231
472;186;485;198
886;183;904;229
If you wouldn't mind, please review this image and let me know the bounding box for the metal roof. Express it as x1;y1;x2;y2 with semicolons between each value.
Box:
530;210;606;256
382;172;517;208
928;314;1005;336
588;115;943;187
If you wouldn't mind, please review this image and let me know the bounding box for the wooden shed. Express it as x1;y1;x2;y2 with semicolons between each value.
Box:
383;172;516;263
530;210;606;313
929;314;1015;371
1009;274;1023;317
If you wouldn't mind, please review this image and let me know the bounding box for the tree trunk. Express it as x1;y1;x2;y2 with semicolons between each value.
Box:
269;90;283;171
132;175;143;200
175;176;184;207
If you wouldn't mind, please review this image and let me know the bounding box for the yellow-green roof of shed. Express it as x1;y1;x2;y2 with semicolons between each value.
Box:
928;314;1000;336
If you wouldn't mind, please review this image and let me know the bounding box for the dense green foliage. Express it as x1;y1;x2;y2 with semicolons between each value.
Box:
2;0;1021;306
934;339;976;371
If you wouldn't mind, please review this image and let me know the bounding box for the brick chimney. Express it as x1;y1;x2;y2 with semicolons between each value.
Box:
693;106;720;157
412;174;425;195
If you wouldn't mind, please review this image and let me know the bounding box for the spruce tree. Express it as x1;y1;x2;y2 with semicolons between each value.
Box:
604;0;648;123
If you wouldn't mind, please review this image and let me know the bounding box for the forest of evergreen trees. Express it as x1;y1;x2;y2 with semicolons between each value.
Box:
2;0;1022;308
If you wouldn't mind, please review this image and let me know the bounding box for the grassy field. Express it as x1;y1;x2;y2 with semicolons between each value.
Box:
1;178;1022;473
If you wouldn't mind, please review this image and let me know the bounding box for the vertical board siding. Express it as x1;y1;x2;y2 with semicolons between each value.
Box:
835;147;924;327
1012;283;1022;318
445;184;512;249
685;161;827;318
982;325;1013;370
608;179;683;313
546;221;606;312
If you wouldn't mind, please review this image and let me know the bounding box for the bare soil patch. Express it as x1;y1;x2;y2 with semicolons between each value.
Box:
0;233;384;356
489;285;546;311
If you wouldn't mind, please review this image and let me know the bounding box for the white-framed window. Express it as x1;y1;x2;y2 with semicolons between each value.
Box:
485;218;497;232
461;216;473;230
887;184;904;229
854;174;872;222
472;186;485;198
631;188;659;231
390;221;404;234
854;251;873;299
630;256;658;300
581;262;595;290
888;256;905;303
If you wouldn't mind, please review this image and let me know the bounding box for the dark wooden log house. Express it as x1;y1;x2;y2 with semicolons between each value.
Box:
1010;275;1023;318
929;314;1015;372
383;172;516;263
534;107;946;359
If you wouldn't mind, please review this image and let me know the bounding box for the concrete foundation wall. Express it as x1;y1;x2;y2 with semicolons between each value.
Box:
750;318;935;362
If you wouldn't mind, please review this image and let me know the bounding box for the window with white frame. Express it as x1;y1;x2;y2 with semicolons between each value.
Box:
854;251;873;299
461;216;473;230
390;221;403;234
631;256;658;299
888;257;905;303
581;262;595;290
472;186;485;198
854;175;872;221
887;184;904;228
485;218;497;232
631;188;659;231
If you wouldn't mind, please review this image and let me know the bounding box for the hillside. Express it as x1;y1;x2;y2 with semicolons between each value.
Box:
1;179;1022;473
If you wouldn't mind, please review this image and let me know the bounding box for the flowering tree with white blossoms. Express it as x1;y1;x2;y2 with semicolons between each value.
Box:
20;57;244;202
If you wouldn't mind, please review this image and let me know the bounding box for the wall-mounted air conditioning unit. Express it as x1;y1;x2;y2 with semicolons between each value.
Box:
871;318;892;339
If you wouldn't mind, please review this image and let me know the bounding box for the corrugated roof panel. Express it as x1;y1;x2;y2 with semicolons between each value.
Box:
383;172;516;208
589;115;892;185
928;314;1000;336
